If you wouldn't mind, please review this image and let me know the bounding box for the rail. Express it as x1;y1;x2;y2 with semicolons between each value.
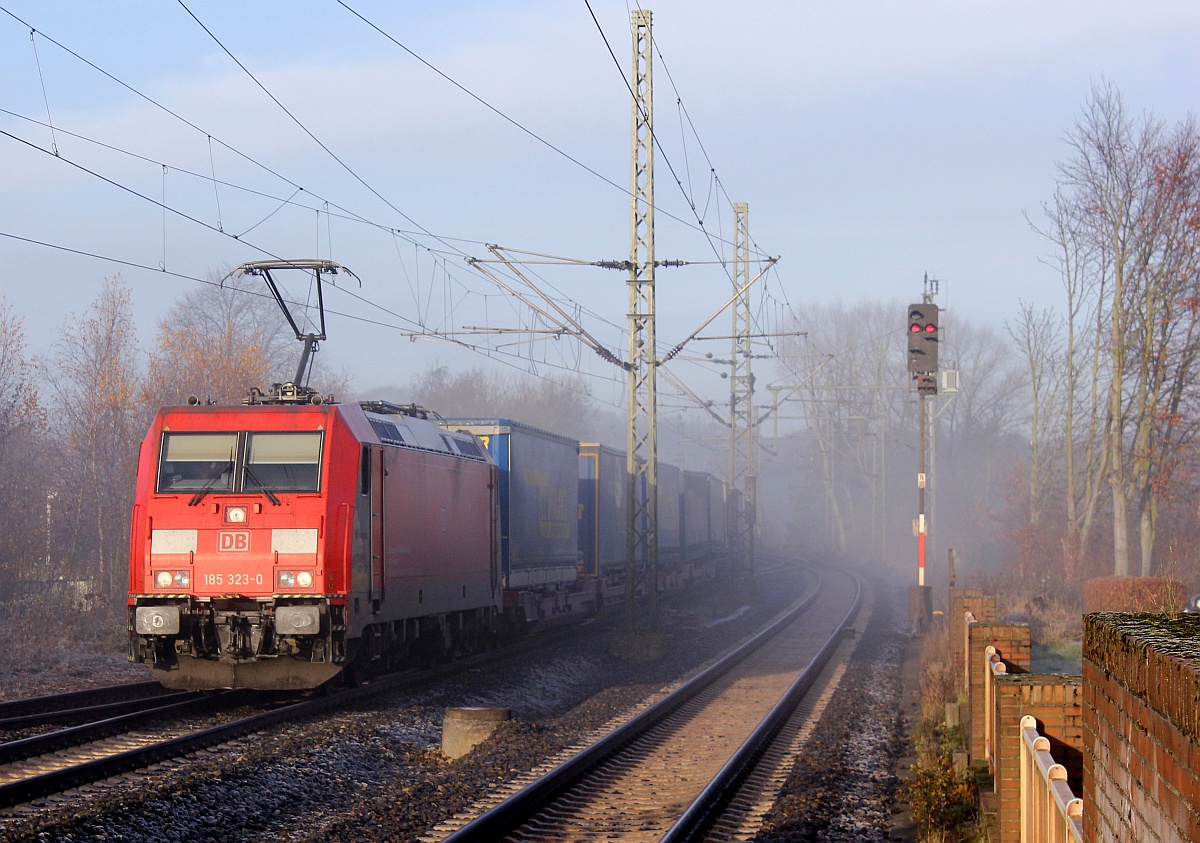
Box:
0;626;589;809
1019;715;1083;843
438;570;851;842
660;571;862;842
0;681;169;721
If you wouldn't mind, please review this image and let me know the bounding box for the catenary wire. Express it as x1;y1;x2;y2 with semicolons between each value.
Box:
0;226;630;406
2;5;750;409
176;1;426;238
173;1;679;376
339;0;750;255
3;3;746;352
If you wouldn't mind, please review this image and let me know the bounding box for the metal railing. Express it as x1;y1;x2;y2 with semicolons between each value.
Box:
1019;715;1083;843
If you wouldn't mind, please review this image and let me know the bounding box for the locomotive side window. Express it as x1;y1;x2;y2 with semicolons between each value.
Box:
360;445;371;496
158;433;238;493
369;418;405;446
244;433;323;492
454;436;484;459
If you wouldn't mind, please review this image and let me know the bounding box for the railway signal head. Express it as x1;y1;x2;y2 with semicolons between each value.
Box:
907;303;939;374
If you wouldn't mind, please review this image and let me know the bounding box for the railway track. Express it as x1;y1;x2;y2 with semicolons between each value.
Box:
0;686;268;809
428;567;862;842
0;659;482;812
0;681;198;732
0;568;817;830
0;609;619;813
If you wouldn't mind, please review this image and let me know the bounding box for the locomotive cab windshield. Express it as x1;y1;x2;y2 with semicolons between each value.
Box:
158;431;323;495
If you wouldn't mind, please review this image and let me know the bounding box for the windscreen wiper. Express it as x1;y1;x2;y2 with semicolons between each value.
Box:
188;463;233;506
242;466;282;506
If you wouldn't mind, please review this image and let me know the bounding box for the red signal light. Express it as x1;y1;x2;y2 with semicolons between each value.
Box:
907;302;939;375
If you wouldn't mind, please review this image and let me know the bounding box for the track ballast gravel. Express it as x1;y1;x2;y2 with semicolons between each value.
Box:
0;568;913;843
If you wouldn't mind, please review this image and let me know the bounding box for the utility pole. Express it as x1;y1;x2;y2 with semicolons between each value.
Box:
927;384;935;574
928;367;960;580
918;390;928;584
462;13;778;644
624;8;659;633
729;202;756;588
906;274;939;633
45;490;56;571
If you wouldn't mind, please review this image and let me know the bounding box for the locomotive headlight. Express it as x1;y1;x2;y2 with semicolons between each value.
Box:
154;570;191;590
277;570;314;590
225;505;248;524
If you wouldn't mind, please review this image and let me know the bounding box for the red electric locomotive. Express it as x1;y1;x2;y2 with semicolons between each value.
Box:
127;389;499;690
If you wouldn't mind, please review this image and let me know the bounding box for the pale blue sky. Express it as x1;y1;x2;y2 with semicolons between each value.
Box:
2;1;1197;415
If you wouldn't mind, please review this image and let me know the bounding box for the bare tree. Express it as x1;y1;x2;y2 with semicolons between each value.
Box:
774;300;913;564
42;277;143;618
1124;118;1200;574
1051;83;1200;576
1057;82;1159;574
406;363;610;441
1006;302;1064;527
0;300;47;604
1032;183;1111;580
0;300;42;455
142;272;297;406
773;299;1028;581
938;320;1027;469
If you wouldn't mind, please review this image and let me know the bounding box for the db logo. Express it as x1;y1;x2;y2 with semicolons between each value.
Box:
218;531;251;552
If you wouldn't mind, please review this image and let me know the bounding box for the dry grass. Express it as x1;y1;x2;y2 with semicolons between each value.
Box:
0;597;124;670
1028;596;1083;646
994;589;1083;649
908;622;982;842
917;625;957;723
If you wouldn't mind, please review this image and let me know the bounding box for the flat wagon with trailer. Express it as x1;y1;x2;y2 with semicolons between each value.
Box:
655;462;684;586
708;474;729;553
578;441;634;609
681;469;719;582
437;418;589;625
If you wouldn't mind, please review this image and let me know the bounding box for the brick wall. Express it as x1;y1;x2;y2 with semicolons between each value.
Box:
1084;613;1200;842
949;589;993;696
966;621;1030;762
992;675;1084;843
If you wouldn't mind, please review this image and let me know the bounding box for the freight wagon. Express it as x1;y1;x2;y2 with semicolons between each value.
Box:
437;418;591;623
